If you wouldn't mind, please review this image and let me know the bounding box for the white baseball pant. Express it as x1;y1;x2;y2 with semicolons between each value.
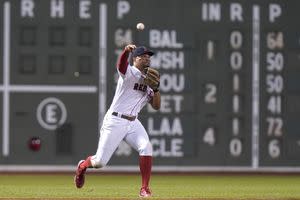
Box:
90;112;152;168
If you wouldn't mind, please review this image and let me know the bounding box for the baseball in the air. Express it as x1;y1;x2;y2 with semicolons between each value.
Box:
136;23;145;30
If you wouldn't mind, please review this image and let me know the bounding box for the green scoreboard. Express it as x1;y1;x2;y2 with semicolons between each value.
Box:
0;0;300;171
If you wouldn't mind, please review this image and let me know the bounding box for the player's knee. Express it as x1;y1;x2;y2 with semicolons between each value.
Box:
139;141;153;156
90;156;108;168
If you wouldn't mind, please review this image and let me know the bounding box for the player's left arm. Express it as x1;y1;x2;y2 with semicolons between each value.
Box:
149;91;161;110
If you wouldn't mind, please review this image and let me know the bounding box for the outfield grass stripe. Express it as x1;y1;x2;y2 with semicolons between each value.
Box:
0;198;297;200
0;174;299;199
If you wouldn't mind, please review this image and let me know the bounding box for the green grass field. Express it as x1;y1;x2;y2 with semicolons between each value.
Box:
0;173;300;199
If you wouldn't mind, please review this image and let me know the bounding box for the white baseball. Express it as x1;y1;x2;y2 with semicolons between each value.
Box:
136;23;145;30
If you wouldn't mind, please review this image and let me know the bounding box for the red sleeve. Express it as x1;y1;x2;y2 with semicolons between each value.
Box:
117;50;129;75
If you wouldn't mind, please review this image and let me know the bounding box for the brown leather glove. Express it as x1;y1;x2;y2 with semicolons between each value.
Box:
143;67;160;92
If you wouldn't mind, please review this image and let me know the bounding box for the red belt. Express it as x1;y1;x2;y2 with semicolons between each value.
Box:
112;112;136;121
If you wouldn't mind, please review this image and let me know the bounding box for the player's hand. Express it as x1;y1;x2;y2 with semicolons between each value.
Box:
125;44;136;52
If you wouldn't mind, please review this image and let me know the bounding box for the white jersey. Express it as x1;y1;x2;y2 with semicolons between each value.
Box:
108;64;154;117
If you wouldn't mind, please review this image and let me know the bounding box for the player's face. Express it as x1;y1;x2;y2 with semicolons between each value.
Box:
136;54;150;68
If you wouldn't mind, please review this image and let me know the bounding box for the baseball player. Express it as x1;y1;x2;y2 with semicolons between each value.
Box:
74;44;161;198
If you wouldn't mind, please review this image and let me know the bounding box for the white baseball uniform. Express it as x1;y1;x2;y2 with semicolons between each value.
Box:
90;61;154;168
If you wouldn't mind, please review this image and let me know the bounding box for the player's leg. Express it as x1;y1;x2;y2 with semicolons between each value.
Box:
124;120;152;197
85;116;130;167
78;130;122;170
75;115;129;188
90;122;128;168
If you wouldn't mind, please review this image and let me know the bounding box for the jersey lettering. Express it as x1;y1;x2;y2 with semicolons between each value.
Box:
134;83;147;92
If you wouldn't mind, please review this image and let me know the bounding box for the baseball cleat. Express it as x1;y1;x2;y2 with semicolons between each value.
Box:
74;160;86;188
139;187;152;198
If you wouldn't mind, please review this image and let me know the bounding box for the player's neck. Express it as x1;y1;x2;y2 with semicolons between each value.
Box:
135;65;144;73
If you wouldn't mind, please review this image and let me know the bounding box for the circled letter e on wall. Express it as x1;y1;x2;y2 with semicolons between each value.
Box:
36;97;67;130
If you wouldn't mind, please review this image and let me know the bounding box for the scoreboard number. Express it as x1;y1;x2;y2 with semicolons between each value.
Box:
204;83;217;104
230;52;243;70
230;31;243;49
203;127;216;146
266;74;284;93
266;32;284;50
229;138;242;157
114;28;132;47
267;96;282;114
266;117;283;136
268;139;281;158
266;52;284;71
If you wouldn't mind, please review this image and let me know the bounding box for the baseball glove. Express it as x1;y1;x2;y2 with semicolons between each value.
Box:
143;67;160;92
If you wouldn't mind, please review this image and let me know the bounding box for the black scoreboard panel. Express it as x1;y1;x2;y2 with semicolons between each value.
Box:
0;1;3;83
259;1;300;166
0;0;300;169
106;0;255;166
104;0;300;167
8;93;98;164
10;0;99;85
196;5;253;166
0;0;100;164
